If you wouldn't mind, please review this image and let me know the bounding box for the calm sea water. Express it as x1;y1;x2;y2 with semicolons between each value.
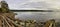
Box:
14;12;60;21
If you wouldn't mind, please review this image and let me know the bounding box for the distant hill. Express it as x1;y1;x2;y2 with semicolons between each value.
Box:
10;9;60;12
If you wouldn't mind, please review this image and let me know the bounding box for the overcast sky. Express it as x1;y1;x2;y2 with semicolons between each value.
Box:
1;0;60;10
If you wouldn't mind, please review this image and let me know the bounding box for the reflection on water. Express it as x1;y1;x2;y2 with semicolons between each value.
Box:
14;12;60;21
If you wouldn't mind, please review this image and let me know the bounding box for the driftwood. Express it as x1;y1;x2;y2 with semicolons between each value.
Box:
0;13;22;27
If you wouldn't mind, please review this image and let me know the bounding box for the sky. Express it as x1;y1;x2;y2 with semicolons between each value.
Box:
1;0;60;10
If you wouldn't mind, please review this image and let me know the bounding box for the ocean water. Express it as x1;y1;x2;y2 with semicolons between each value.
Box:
14;12;60;21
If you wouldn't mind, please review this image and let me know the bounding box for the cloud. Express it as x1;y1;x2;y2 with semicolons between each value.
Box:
5;0;60;10
0;0;2;2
